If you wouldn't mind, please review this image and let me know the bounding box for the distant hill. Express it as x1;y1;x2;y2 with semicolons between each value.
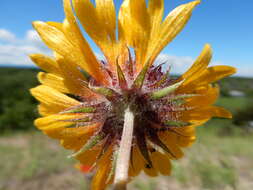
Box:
218;76;253;97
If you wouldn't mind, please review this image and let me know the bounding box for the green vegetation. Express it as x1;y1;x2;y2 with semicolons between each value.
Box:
193;160;237;189
0;68;39;132
0;132;87;190
216;97;250;113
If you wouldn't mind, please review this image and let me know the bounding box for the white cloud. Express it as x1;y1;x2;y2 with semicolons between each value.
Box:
26;30;40;42
25;30;48;50
0;28;51;67
155;54;194;75
0;29;16;42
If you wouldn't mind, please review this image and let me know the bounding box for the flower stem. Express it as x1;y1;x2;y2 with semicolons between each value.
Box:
113;106;134;190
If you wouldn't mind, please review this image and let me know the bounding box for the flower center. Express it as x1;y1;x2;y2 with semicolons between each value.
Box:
64;60;194;165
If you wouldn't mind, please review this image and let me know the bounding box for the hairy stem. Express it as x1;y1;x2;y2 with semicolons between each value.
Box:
113;106;134;190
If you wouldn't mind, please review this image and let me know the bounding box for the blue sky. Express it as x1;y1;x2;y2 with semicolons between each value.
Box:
0;0;252;76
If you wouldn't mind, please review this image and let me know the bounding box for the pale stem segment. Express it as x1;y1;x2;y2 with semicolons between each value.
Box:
113;106;135;190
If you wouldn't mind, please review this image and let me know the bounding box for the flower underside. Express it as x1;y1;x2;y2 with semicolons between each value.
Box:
30;0;237;189
62;51;192;167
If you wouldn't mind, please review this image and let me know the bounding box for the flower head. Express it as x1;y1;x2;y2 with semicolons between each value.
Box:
30;0;236;189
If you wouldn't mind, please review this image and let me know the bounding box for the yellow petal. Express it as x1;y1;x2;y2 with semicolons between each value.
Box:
91;146;113;190
130;146;143;177
210;106;233;118
148;0;164;29
151;151;171;176
173;125;196;136
180;106;232;123
38;103;63;116
128;164;137;177
33;21;107;84
118;0;151;70
72;0;105;42
29;54;60;74
160;126;196;147
178;66;236;92
180;109;212;123
45;123;99;140
148;0;164;58
133;145;158;177
160;137;184;160
55;55;99;99
70;0;122;71
32;21;81;72
30;85;79;109
185;84;219;107
72;0;119;72
70;1;104;48
157;129;185;159
197;66;236;85
61;135;91;150
32;21;73;58
47;21;63;31
177;135;196;147
63;0;91;46
34;114;76;130
143;165;158;177
95;0;116;41
37;72;70;93
92;165;110;190
149;0;200;63
143;168;158;177
180;44;212;81
95;0;119;69
159;126;196;148
76;148;101;165
31;55;96;97
63;0;108;84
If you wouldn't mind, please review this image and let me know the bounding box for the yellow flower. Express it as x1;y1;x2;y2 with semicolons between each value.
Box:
30;0;236;189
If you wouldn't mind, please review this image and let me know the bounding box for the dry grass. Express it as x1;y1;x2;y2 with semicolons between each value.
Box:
0;129;253;190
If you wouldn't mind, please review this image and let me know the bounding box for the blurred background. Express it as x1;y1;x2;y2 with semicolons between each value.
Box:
0;0;253;190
